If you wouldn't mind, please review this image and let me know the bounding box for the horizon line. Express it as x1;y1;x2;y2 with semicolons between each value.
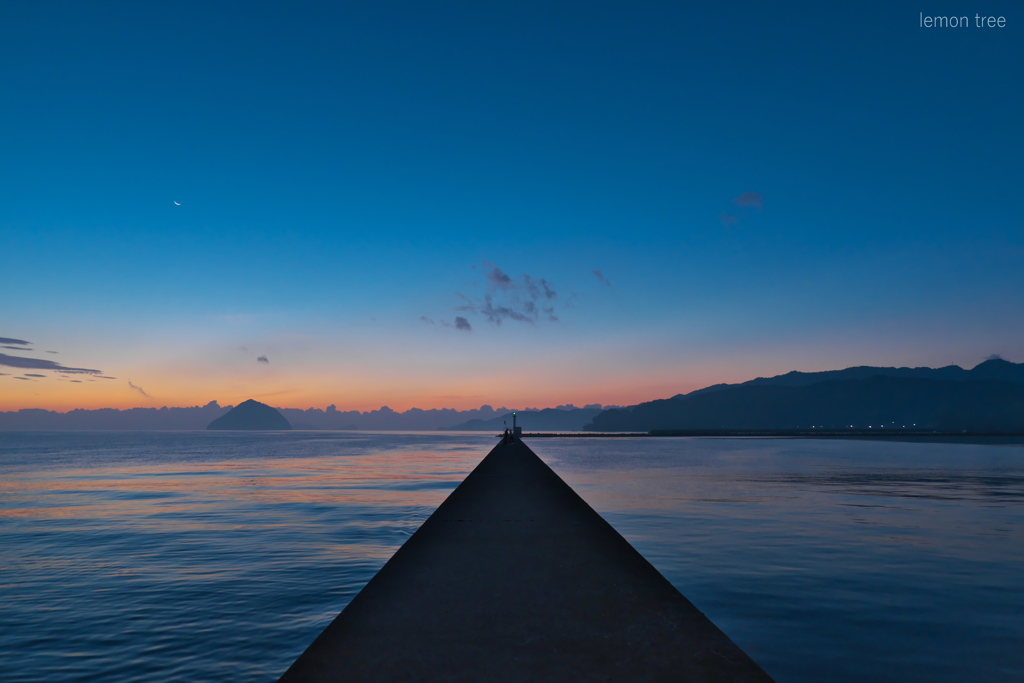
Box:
0;402;618;416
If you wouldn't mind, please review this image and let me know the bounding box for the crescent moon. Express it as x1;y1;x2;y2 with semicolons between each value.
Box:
173;201;181;206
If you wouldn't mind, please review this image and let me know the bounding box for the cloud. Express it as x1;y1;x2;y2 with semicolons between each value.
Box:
70;379;82;383
257;355;269;364
472;295;535;325
484;262;513;289
522;274;557;301
0;352;103;375
14;377;30;381
0;337;30;345
719;191;764;228
419;316;435;325
984;353;1004;361
593;270;611;287
24;373;46;377
128;381;150;398
46;350;59;354
454;316;472;332
731;191;763;209
97;376;117;380
451;262;562;329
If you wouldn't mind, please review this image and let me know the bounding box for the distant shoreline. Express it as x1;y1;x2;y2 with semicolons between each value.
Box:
522;429;1024;440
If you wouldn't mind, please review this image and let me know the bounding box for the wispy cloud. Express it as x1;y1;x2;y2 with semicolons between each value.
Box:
453;262;561;329
485;262;513;289
476;296;536;325
0;337;30;346
593;270;611;287
25;373;46;377
523;274;556;300
731;191;764;209
419;316;436;325
455;316;472;332
257;355;269;364
720;191;763;227
984;353;1004;361
0;352;103;375
128;381;150;398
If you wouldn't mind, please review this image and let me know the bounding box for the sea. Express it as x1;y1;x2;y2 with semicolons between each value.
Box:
1;431;1022;682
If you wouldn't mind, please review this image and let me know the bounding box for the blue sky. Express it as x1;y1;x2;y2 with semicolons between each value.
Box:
1;0;1021;411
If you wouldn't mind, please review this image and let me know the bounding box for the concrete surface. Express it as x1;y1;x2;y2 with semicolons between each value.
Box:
278;439;774;682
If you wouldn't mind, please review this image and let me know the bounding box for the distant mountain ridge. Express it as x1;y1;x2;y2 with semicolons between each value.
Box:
446;407;603;432
676;359;1024;399
0;401;614;431
587;360;1024;433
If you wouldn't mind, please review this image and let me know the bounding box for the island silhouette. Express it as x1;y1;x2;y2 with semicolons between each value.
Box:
206;399;292;430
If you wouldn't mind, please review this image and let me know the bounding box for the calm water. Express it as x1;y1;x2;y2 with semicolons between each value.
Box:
1;432;1022;682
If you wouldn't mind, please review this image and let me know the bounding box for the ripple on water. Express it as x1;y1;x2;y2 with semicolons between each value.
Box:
2;432;1023;682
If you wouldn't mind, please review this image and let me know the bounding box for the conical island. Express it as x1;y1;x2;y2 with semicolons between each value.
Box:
207;399;292;430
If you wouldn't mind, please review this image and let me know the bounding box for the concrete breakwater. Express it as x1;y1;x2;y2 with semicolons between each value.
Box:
278;439;774;682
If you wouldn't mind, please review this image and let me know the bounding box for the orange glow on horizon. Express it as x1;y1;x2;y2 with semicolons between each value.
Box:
0;370;725;414
1;344;807;414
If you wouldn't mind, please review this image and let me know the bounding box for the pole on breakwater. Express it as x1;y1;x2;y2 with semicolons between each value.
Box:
278;439;774;682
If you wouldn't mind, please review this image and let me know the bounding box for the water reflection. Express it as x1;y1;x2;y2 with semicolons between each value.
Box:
2;432;1022;683
532;437;1024;683
0;454;472;524
0;432;491;683
770;468;1024;502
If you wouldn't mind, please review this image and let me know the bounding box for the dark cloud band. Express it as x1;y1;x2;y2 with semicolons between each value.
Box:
0;352;103;375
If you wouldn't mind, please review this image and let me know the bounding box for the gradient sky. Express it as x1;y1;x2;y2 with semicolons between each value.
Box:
2;0;1021;412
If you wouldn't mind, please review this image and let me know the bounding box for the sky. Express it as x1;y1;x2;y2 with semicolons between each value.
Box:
1;0;1021;412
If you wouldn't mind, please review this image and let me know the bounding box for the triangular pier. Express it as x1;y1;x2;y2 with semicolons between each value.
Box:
278;439;774;682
